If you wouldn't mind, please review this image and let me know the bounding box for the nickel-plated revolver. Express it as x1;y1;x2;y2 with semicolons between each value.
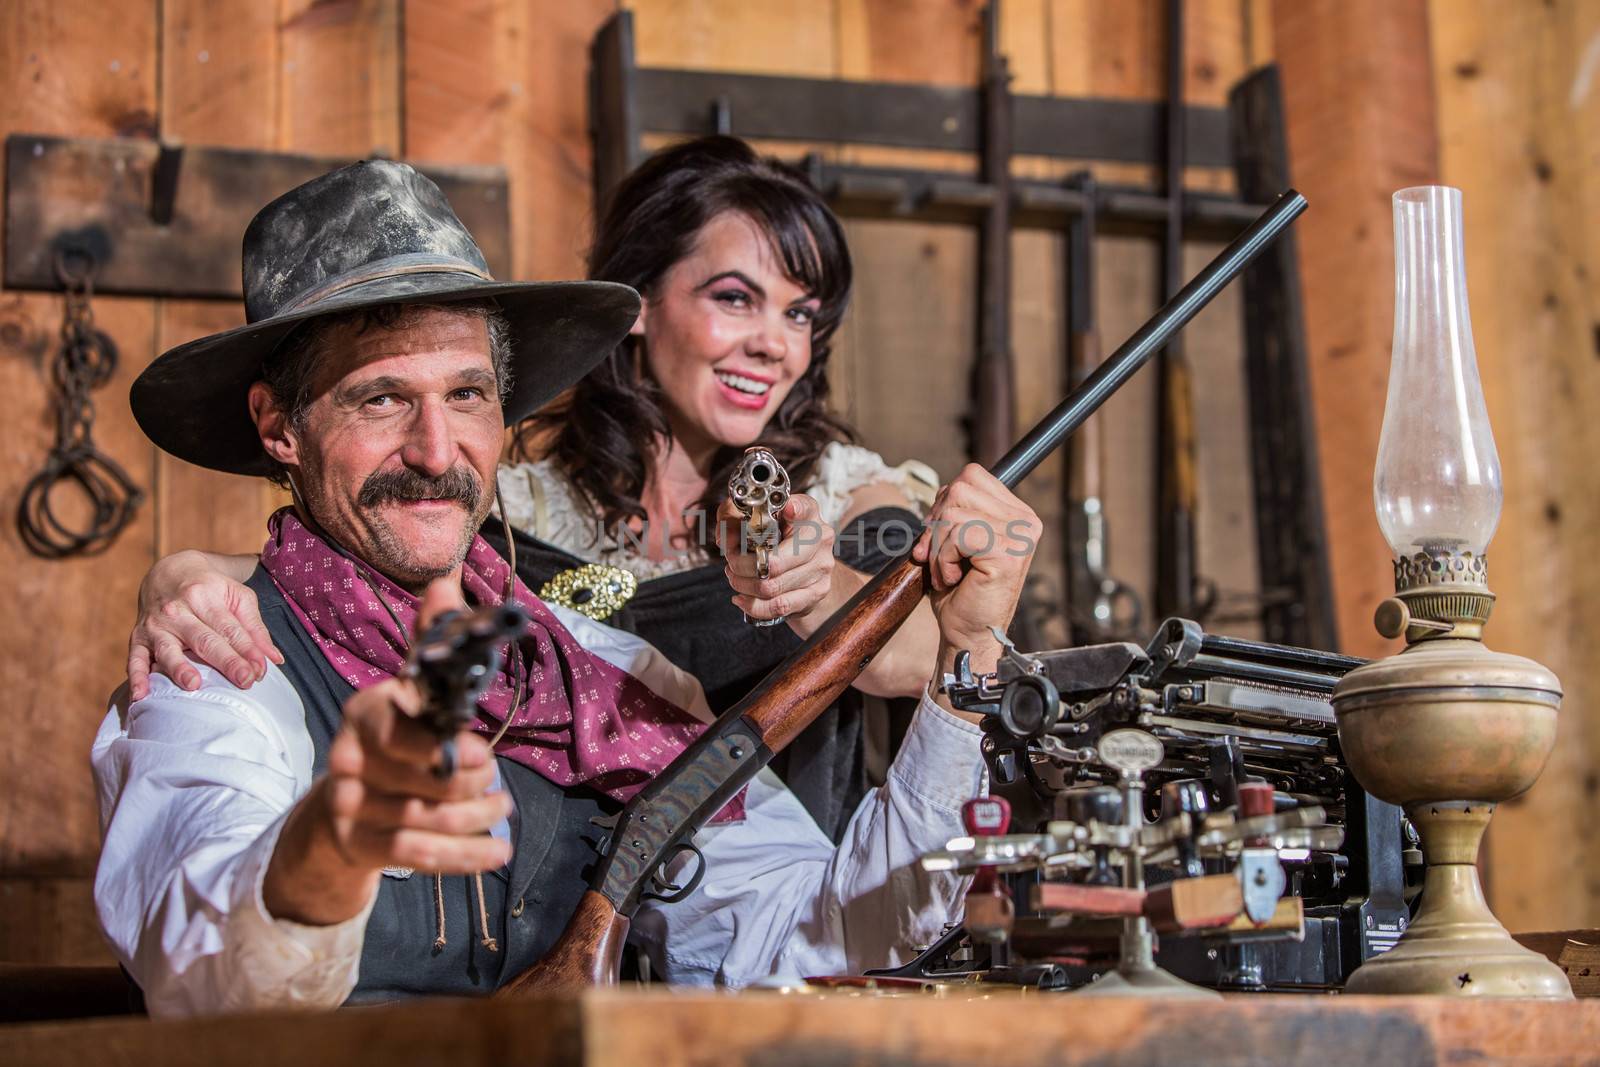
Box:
728;446;791;628
728;445;790;581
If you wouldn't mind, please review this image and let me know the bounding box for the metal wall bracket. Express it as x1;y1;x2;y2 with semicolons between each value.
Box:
4;135;512;299
589;11;1260;239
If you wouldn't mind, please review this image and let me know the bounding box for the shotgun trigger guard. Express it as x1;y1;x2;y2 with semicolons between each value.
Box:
640;839;706;904
593;714;769;916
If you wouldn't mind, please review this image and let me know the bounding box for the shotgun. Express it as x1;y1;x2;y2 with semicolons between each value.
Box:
497;189;1309;996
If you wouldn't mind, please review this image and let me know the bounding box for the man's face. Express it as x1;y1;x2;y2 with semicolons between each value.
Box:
252;307;505;592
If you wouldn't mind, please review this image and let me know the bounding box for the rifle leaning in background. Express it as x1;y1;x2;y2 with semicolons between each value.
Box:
1063;171;1142;646
498;189;1310;996
1154;0;1214;624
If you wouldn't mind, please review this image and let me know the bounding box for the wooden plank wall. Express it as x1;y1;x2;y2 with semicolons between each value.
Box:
0;0;161;966
1275;0;1600;930
1429;0;1600;933
1;0;1593;965
0;0;1264;966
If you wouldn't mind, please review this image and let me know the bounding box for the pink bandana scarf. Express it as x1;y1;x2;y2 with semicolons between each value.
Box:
259;508;742;818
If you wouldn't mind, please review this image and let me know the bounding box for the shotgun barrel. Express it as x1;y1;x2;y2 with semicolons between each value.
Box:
498;188;1309;996
991;190;1306;488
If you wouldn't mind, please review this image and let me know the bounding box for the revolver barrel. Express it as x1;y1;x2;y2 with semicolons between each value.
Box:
728;446;790;582
409;602;530;776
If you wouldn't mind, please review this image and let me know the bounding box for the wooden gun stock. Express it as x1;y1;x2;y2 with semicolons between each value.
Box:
502;889;630;991
499;558;926;995
499;190;1309;996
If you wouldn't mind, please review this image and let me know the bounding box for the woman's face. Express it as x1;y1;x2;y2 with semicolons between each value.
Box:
636;211;821;456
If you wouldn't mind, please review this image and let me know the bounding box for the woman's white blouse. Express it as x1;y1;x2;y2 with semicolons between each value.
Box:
495;442;938;581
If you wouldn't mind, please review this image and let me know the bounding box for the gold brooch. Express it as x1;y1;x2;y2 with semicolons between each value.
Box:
539;562;638;621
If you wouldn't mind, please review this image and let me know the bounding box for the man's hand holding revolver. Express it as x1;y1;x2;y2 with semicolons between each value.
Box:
262;580;512;927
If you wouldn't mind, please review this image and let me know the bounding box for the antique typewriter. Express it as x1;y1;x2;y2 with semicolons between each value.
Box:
872;619;1417;993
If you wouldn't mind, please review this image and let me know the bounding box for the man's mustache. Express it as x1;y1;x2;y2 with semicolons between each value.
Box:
357;466;482;511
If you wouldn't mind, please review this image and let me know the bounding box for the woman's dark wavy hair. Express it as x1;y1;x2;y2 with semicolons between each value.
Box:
517;135;856;543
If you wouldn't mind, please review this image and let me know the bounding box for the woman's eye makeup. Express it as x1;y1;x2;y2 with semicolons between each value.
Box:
712;288;753;308
701;274;819;327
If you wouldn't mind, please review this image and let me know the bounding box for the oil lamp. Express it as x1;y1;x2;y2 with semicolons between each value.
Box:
1332;186;1571;997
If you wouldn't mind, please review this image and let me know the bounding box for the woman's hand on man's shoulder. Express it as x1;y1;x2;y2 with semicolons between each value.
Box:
129;551;278;699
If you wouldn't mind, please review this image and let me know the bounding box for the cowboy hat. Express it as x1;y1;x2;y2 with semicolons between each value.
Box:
131;159;639;476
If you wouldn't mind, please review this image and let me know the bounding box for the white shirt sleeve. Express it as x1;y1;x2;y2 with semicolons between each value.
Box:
92;665;374;1017
548;603;982;987
629;692;981;986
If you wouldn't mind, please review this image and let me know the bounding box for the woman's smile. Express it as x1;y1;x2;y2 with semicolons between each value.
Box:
712;366;776;409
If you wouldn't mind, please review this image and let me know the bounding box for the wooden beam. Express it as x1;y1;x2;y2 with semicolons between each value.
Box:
401;0;504;169
1006;1;1070;649
831;0;990;524
837;0;982;86
1049;1;1261;642
500;0;621;280
1270;0;1439;660
157;0;291;562
629;0;836;77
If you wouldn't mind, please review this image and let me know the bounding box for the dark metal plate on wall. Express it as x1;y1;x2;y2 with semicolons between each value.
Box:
4;135;512;298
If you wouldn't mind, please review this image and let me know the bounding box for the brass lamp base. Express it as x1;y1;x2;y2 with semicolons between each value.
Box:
1334;554;1571;1000
1343;802;1572;998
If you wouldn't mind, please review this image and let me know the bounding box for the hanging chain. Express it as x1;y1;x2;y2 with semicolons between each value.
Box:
16;250;145;559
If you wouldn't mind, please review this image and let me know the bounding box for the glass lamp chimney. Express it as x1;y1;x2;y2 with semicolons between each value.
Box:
1374;186;1502;560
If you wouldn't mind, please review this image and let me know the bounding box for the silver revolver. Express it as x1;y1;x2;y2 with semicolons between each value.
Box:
728;445;791;625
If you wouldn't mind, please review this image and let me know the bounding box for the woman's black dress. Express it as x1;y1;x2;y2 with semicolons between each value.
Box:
480;506;921;843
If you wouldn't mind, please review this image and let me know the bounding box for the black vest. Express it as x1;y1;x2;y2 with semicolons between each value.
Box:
246;569;613;1002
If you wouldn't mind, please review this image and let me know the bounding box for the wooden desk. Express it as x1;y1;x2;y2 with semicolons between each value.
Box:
2;990;1597;1067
